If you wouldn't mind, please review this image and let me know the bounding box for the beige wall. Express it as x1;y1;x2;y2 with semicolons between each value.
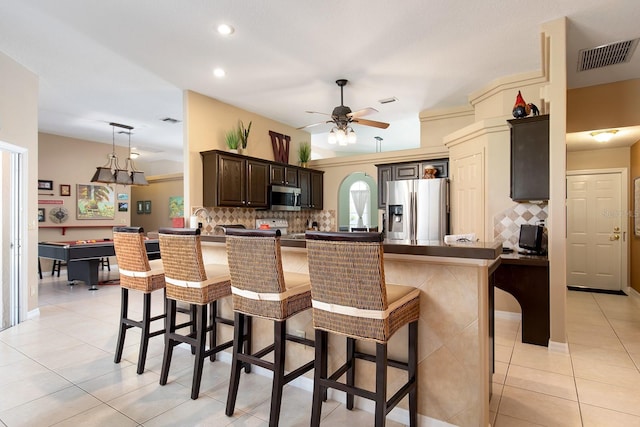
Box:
38;133;132;243
567;79;640;132
184;90;311;210
131;173;183;233
567;147;630;171
0;51;39;312
631;141;640;293
419;105;475;151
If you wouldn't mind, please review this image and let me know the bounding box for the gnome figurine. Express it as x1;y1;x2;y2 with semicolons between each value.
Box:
512;91;531;118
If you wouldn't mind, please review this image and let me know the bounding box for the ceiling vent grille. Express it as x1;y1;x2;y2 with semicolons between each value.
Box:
578;39;639;72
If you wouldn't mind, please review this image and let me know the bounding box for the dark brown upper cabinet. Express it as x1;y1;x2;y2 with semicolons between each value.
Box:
508;115;549;202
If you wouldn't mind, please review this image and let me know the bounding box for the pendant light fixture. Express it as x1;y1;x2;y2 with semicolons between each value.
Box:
90;122;148;186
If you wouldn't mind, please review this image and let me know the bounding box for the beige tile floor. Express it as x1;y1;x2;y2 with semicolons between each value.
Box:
1;268;639;426
491;288;640;427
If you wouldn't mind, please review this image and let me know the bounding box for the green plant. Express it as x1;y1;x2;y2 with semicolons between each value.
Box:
225;128;240;150
298;142;311;163
239;120;252;149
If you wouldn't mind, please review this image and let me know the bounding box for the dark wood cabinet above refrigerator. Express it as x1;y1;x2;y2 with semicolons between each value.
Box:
375;159;448;209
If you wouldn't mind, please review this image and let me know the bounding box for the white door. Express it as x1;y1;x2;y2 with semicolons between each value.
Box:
450;152;484;239
566;171;626;291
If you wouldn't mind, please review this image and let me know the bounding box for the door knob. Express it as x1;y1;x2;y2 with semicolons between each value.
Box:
610;233;620;241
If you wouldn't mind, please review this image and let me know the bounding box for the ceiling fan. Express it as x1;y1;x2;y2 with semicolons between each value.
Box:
297;79;389;145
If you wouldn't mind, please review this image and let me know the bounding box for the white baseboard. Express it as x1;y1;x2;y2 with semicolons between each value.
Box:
548;340;569;353
27;308;40;320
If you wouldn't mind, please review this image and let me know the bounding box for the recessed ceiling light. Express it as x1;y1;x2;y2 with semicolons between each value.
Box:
213;68;226;78
217;24;234;36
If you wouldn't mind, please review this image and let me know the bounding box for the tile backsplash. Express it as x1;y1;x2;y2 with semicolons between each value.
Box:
493;202;548;248
191;207;336;234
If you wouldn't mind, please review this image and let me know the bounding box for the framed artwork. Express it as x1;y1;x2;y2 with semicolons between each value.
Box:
136;201;144;214
76;184;115;219
169;196;184;219
38;208;45;222
60;184;71;196
117;193;128;201
38;180;53;191
118;202;129;212
635;177;640;237
144;200;152;214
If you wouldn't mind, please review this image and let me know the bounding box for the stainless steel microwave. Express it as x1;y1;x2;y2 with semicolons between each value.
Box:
269;185;301;211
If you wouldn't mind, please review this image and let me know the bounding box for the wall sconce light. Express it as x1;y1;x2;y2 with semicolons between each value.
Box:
590;130;618;143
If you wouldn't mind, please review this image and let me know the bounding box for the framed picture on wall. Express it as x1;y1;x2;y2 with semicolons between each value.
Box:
144;200;152;214
60;184;71;196
38;180;53;191
38;208;45;222
136;201;144;214
118;202;129;212
76;184;115;219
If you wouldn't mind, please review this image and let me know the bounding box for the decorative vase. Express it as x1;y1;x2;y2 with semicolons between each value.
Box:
228;148;238;154
300;162;308;168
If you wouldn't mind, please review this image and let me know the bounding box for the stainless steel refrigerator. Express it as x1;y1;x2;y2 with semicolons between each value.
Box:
386;178;448;242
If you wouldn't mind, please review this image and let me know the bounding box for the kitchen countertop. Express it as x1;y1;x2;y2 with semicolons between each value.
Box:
200;234;502;260
500;251;549;266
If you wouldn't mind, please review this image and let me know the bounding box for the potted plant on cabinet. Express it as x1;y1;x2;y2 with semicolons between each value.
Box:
298;142;311;167
225;128;240;153
239;120;252;154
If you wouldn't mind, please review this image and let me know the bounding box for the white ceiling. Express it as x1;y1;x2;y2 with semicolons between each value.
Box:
0;0;639;161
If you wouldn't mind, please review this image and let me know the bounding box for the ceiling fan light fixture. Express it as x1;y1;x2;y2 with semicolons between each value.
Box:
347;128;357;144
328;129;337;144
590;129;618;142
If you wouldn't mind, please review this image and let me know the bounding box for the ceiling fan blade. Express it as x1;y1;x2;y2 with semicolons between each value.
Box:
352;118;390;129
296;121;328;130
348;107;378;118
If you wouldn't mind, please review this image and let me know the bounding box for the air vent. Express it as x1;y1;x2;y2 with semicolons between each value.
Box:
577;38;639;72
161;117;181;124
378;96;398;104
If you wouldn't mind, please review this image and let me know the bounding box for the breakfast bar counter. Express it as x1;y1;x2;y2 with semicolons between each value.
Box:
199;235;500;427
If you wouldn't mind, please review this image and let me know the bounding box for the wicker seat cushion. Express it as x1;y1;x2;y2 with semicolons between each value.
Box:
165;263;230;289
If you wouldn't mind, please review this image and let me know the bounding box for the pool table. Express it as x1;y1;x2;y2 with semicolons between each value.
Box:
38;239;160;290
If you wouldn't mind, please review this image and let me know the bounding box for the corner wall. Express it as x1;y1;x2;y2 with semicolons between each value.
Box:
631;141;640;293
0;51;38;312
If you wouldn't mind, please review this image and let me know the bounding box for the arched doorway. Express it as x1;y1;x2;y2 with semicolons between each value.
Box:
337;172;378;231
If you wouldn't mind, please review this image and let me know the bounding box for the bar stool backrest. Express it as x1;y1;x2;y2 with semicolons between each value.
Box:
305;231;390;341
225;228;290;319
113;226;163;292
158;228;207;283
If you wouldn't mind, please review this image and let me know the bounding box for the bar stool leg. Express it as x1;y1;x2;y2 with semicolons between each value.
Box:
137;292;152;374
311;329;327;427
408;321;418;427
374;343;388;427
226;312;246;416
346;337;356;410
269;320;287;427
191;304;207;399
114;287;129;364
209;300;217;362
243;316;252;373
160;298;177;386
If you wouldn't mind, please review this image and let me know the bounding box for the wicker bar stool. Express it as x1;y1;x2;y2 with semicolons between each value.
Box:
112;226;166;374
305;231;420;427
224;228;315;427
158;227;244;400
